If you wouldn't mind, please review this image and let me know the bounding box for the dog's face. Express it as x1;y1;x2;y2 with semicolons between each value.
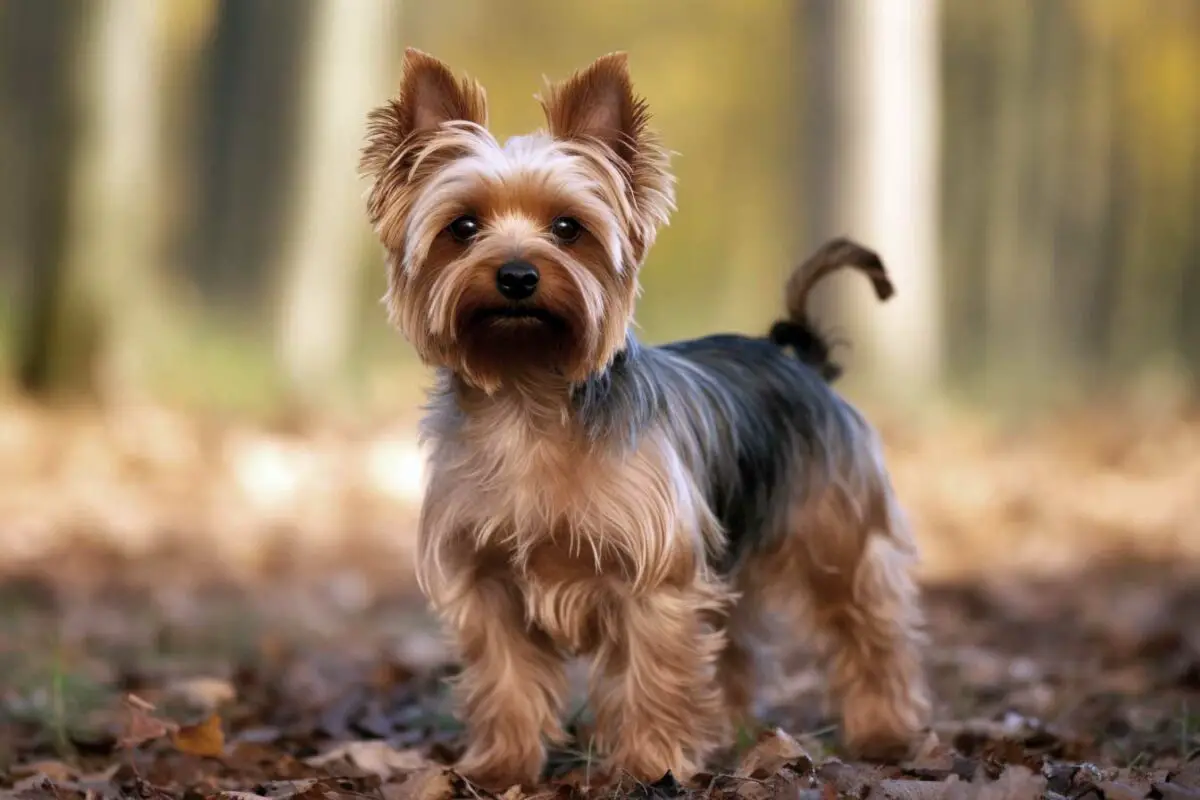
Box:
361;49;674;392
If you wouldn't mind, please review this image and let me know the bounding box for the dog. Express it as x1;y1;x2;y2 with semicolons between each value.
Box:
360;48;930;789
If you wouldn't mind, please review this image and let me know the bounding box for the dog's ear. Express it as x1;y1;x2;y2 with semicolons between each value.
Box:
538;52;646;165
361;48;487;178
539;53;675;265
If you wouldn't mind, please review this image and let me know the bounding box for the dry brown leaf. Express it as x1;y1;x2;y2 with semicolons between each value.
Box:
734;781;771;800
124;692;156;712
381;768;456;800
1097;780;1155;800
903;731;960;780
256;779;319;798
972;766;1048;800
816;759;882;798
1153;783;1200;800
1173;761;1200;791
497;786;525;800
12;775;59;795
735;727;811;778
119;693;177;748
9;761;77;782
875;777;963;800
306;740;433;780
170;712;226;757
166;676;237;711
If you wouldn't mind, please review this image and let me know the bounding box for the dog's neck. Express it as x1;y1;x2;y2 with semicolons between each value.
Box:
453;369;576;428
442;334;655;446
440;337;663;456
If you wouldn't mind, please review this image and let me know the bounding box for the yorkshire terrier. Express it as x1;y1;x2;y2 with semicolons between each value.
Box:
360;49;930;788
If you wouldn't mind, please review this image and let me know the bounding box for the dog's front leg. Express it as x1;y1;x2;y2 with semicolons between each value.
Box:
589;577;729;782
439;571;568;789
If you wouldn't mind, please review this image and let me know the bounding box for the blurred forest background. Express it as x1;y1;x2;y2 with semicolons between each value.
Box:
0;0;1198;579
2;4;1200;794
4;0;1199;415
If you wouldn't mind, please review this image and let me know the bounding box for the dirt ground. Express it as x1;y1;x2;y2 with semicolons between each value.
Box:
1;403;1199;798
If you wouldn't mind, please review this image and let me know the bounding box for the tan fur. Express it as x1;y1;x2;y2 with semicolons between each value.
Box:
418;386;733;784
784;237;895;323
360;49;930;789
716;419;930;760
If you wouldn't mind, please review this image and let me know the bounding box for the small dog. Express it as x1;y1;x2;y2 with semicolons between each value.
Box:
361;49;930;788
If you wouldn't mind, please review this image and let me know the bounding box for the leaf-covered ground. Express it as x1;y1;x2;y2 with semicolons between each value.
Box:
1;402;1199;798
2;553;1198;799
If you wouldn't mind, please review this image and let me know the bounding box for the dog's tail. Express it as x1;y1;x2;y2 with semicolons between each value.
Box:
768;237;895;382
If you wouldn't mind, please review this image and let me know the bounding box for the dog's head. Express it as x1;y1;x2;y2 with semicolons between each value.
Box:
361;49;674;393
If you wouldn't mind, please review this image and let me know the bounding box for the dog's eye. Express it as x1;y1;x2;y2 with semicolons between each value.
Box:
550;216;583;244
447;215;480;243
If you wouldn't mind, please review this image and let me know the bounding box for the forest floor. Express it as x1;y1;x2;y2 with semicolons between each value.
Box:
1;401;1199;799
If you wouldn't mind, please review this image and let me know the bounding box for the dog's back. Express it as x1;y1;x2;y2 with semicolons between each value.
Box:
650;241;928;759
643;237;897;571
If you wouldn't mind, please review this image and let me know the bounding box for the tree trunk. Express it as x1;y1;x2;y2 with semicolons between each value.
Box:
832;0;943;403
796;0;842;247
72;0;170;401
980;1;1033;401
12;3;92;397
191;2;314;305
273;0;400;407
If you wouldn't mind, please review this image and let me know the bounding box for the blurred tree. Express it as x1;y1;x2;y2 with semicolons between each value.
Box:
190;1;313;306
4;0;1197;409
5;1;85;394
16;0;168;400
937;0;1200;402
273;0;400;406
833;0;943;403
795;0;840;246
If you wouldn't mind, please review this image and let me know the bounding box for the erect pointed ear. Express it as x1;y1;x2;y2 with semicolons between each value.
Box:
538;52;648;165
538;53;674;266
360;48;487;178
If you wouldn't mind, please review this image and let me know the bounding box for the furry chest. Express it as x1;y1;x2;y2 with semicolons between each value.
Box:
516;541;619;654
452;438;623;530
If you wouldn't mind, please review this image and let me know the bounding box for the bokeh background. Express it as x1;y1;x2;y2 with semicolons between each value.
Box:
2;0;1198;576
1;2;1200;787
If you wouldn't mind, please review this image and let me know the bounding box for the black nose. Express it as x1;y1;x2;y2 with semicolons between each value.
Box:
496;260;539;300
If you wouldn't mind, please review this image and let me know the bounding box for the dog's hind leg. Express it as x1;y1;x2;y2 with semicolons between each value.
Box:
770;464;930;760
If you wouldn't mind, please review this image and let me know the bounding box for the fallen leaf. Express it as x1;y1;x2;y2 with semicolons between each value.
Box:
12;775;59;795
736;728;812;778
734;781;771;800
1153;783;1200;800
381;767;456;800
9;761;77;782
171;712;225;757
875;777;962;800
1173;761;1200;791
73;763;122;794
257;779;319;798
306;740;433;780
816;759;880;798
124;693;156;712
1097;779;1155;800
975;765;1047;800
498;785;526;800
166;676;236;711
119;693;177;749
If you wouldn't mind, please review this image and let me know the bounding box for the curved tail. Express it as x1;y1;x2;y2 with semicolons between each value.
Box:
768;237;895;382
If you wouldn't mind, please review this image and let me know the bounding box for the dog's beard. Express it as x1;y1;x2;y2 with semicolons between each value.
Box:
451;299;593;392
